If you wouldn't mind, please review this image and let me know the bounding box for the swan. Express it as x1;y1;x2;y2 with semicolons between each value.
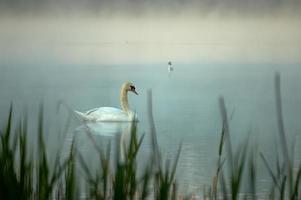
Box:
75;82;139;122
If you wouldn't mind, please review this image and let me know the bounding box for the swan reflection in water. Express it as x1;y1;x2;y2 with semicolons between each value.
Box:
76;121;132;137
63;121;135;163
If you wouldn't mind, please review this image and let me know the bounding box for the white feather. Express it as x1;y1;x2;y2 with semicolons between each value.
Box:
75;107;138;122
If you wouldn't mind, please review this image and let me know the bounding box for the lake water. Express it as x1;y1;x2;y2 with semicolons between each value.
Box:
0;61;301;197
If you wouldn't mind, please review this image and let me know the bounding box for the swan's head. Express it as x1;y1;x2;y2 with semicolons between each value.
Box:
123;82;138;95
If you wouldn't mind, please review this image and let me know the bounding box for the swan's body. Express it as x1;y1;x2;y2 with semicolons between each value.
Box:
75;107;137;122
75;82;138;122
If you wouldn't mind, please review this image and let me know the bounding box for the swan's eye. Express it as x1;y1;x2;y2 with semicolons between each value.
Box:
130;86;135;90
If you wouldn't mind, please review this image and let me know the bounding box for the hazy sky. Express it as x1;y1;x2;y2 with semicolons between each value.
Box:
0;0;301;17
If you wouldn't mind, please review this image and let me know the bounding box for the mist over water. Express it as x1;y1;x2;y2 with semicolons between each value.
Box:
1;0;301;65
0;16;301;65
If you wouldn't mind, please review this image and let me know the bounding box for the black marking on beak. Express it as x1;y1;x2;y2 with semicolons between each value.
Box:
130;86;138;95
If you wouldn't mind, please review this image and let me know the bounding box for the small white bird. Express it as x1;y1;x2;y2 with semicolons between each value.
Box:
168;61;174;73
75;82;139;122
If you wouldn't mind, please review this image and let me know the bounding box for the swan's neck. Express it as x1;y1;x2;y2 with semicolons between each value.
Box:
120;87;130;114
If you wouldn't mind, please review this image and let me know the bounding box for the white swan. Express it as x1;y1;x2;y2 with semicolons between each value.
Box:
75;82;138;122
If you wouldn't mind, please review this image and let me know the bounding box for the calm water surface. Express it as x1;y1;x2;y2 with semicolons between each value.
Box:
0;62;301;196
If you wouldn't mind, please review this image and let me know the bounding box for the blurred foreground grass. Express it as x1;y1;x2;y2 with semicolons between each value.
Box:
0;73;300;199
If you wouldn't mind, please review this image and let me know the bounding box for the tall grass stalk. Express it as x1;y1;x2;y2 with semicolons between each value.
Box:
0;104;28;199
147;89;182;200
